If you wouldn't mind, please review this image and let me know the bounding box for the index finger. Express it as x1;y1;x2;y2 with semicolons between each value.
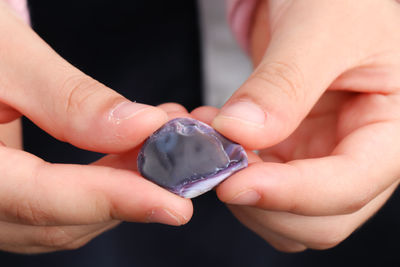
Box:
0;3;168;153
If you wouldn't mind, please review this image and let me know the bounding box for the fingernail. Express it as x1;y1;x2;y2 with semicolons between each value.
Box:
109;101;150;122
218;101;266;127
146;208;184;226
228;190;260;206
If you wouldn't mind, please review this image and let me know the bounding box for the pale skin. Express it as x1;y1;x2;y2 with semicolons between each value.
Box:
0;3;193;253
192;0;400;252
1;0;400;255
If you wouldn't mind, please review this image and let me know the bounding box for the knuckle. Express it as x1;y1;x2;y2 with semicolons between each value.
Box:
8;201;51;226
254;61;306;103
60;74;103;116
55;74;123;142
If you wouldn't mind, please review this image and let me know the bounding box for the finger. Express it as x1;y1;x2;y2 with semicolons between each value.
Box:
157;103;191;120
157;102;188;114
93;102;197;171
93;148;141;171
229;205;306;253
0;4;167;153
0;119;22;149
212;0;373;149
257;92;353;162
231;181;398;250
191;106;219;125
191;106;263;164
0;147;193;226
0;220;119;253
192;106;263;164
218;121;400;216
0;102;21;123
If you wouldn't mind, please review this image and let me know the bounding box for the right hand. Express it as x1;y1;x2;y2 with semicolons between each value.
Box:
0;3;193;254
197;0;400;252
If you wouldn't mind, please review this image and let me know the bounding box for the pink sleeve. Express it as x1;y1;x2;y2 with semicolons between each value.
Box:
3;0;30;24
226;0;259;53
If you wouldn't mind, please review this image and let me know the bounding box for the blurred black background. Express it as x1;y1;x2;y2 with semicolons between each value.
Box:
1;1;399;266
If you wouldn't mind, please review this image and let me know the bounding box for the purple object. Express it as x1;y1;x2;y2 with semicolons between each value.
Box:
137;118;248;198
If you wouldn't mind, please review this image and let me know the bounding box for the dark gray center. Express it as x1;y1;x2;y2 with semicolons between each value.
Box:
141;130;230;188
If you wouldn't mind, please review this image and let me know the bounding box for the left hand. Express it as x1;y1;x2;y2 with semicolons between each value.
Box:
0;103;192;254
192;0;400;252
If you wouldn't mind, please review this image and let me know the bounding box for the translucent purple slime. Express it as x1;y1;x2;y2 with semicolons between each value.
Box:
137;118;248;198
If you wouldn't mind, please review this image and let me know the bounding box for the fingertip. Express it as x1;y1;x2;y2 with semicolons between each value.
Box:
159;190;194;225
216;101;266;127
61;100;169;153
171;197;194;225
93;148;141;170
157;102;188;114
96;153;193;226
191;106;219;125
110;102;169;125
212;99;295;149
157;103;192;120
216;163;257;203
147;198;193;226
110;104;169;150
217;162;294;210
145;193;193;226
100;169;193;226
224;189;262;207
212;115;268;150
211;100;269;150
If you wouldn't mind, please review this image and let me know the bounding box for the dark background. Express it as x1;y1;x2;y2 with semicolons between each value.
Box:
1;1;399;266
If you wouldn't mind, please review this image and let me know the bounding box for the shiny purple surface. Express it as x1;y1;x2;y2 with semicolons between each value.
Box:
137;118;248;198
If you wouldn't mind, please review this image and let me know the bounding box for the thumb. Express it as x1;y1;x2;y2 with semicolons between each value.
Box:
0;3;167;153
212;1;362;149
